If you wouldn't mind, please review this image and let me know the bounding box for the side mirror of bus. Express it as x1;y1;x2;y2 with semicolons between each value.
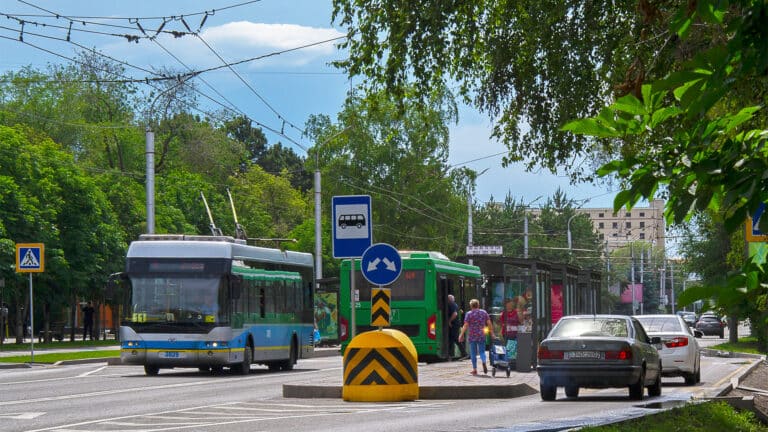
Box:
230;275;243;300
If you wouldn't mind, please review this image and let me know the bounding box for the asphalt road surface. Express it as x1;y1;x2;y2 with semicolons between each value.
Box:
0;349;753;432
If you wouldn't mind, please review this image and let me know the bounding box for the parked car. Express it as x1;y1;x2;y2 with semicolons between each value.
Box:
536;315;662;401
696;314;726;338
635;314;701;385
676;311;697;327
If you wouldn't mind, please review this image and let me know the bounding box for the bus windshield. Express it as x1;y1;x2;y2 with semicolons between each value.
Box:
129;275;228;325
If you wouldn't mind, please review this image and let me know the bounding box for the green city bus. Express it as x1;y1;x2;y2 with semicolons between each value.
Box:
338;251;482;362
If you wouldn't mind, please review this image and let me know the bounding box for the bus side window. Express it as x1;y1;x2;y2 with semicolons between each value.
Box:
260;284;266;318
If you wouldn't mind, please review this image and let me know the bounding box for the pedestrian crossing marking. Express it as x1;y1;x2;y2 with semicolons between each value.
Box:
21;249;40;267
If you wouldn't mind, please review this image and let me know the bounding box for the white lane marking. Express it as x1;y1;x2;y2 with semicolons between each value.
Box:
26;401;451;432
0;412;46;419
0;364;341;407
77;366;107;378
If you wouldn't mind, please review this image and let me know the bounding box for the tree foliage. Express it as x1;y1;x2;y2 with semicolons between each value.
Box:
561;1;768;349
306;88;467;254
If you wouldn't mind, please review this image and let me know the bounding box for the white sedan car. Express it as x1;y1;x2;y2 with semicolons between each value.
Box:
635;314;701;385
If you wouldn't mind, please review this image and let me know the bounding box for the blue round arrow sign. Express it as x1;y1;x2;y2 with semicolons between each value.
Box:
360;243;402;286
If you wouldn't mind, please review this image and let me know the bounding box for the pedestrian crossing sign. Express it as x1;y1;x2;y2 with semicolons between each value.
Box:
16;243;44;273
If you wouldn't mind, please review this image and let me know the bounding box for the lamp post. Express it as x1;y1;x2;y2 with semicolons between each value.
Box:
312;127;350;282
566;213;579;260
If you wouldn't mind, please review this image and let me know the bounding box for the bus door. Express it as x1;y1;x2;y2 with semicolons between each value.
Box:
438;276;451;359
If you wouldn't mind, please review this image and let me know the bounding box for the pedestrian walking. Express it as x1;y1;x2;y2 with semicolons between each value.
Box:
458;299;494;375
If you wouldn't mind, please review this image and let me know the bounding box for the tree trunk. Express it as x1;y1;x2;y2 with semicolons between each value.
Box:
69;295;77;342
43;302;51;344
16;297;28;344
728;316;738;344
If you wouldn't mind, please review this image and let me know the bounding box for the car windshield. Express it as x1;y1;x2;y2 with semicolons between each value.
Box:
637;316;682;332
550;317;629;338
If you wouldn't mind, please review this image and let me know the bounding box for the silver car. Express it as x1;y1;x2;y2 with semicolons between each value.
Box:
635;314;701;385
537;315;662;401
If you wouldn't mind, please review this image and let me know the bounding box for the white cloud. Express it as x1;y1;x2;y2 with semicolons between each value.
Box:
100;21;345;71
202;22;343;54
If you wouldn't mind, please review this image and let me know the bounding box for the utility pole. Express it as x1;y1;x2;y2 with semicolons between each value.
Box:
670;260;675;314
467;191;474;266
145;127;155;234
630;242;636;315
524;213;529;259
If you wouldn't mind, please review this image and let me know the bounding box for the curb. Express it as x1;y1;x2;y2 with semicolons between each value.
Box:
700;349;766;360
283;383;537;400
0;362;32;369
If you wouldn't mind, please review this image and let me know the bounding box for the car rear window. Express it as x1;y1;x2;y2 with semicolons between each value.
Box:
700;316;720;322
550;318;629;338
637;317;681;332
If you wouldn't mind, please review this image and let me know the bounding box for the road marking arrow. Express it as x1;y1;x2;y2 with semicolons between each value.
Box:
382;257;397;272
0;412;45;420
367;258;381;272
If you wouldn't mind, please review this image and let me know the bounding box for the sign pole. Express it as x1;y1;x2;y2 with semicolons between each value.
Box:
29;273;34;364
350;259;356;339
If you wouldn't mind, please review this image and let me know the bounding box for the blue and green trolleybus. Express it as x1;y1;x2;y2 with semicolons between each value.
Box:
118;234;315;375
338;251;482;362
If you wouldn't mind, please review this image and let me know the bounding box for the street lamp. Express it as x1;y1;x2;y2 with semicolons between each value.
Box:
567;214;578;253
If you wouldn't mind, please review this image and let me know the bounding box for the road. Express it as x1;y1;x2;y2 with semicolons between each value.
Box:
0;340;753;432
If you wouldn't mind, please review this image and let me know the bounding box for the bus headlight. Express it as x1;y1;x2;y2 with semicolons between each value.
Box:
205;341;228;348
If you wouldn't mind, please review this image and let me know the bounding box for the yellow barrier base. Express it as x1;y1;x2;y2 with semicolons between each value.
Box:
342;329;419;402
343;383;418;402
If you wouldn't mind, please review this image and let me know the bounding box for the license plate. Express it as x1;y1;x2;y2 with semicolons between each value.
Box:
160;351;184;359
565;351;603;360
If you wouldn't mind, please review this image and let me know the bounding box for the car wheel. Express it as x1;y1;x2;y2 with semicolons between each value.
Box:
648;365;662;397
144;364;159;376
684;371;697;385
629;368;645;400
540;383;557;401
565;385;579;398
695;359;701;383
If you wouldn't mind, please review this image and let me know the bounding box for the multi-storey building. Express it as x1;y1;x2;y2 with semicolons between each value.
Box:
577;199;666;253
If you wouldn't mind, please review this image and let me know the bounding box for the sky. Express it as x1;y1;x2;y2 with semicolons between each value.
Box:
0;0;623;209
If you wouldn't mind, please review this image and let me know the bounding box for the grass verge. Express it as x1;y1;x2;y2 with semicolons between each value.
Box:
579;401;768;432
710;336;765;355
0;350;120;364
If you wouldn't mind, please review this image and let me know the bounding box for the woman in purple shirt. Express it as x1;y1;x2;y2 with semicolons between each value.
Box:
458;299;495;375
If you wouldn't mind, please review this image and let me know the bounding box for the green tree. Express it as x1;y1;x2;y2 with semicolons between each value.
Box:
331;0;674;178
306;89;467;256
0;124;125;342
562;1;768;350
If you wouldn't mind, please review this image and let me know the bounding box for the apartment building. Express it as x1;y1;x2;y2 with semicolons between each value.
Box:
576;199;666;253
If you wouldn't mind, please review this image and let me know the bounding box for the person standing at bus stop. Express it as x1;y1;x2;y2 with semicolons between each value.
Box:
458;299;494;375
446;294;467;360
82;301;95;341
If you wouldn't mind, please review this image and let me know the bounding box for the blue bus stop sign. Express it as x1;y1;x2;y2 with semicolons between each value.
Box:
361;243;402;286
332;195;372;258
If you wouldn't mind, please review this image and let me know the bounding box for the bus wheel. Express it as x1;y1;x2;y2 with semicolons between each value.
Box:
281;339;297;371
144;365;159;376
237;343;252;375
